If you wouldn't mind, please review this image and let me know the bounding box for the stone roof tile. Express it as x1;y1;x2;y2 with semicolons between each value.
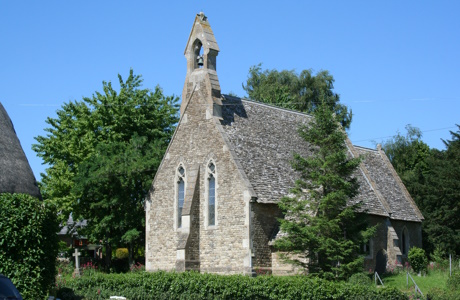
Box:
220;96;421;222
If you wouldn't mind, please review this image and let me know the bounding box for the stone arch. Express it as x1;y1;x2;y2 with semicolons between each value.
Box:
375;249;387;275
192;39;204;70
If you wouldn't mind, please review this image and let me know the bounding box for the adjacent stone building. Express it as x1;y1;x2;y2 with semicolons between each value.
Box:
145;13;423;275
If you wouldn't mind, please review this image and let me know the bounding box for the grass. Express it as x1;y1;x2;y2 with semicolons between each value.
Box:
379;261;459;298
382;270;449;295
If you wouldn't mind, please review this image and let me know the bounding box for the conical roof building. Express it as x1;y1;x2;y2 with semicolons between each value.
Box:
0;102;41;199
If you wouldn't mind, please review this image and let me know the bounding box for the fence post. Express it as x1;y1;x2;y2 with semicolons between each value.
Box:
406;271;408;289
450;254;452;277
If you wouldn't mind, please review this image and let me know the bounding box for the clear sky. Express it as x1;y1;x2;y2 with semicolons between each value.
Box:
1;1;459;180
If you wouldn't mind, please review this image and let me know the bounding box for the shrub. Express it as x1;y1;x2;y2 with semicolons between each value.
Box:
116;247;129;259
348;272;372;285
56;271;408;300
0;193;59;299
448;271;460;291
427;287;460;300
56;260;74;277
408;247;428;274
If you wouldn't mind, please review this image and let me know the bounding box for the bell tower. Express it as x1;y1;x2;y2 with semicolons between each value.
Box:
181;12;222;118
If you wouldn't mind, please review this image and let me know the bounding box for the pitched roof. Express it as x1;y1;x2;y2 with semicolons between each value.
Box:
219;96;423;222
0;102;41;199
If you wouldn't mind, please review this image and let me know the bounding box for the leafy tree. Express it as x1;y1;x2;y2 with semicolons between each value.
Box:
274;99;374;279
419;125;460;255
382;124;431;184
0;193;59;299
242;63;352;129
382;125;460;256
33;70;179;266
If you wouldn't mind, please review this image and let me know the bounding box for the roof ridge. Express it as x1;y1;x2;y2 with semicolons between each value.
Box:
222;94;314;119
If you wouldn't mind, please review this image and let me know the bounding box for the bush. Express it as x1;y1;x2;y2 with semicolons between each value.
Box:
0;193;60;299
56;271;408;300
408;247;428;274
348;272;372;286
427;287;460;300
448;271;460;291
116;248;129;259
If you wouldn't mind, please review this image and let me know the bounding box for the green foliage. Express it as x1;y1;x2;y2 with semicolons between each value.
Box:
381;124;430;184
0;193;59;299
427;270;460;300
427;288;460;300
56;271;407;300
448;271;460;291
348;273;372;286
116;248;129;259
33;69;179;265
382;125;460;255
275;100;374;279
408;247;428;274
243;63;352;129
56;260;75;277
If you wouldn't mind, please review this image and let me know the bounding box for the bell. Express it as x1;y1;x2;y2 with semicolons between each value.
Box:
197;55;204;67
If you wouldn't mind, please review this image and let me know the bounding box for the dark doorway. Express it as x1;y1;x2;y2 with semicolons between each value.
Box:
375;249;387;275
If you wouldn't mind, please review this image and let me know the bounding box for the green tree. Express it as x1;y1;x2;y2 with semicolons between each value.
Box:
382;125;460;256
274;99;374;279
0;193;59;299
33;70;179;266
382;124;431;184
242;63;352;129
419;126;460;255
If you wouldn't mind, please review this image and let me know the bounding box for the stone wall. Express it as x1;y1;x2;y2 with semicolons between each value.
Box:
250;203;282;273
146;80;253;274
363;215;422;273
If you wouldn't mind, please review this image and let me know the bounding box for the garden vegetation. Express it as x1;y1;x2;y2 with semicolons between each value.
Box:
0;193;59;299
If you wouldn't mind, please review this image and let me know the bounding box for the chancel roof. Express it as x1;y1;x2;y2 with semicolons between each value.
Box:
220;96;423;222
0;102;41;199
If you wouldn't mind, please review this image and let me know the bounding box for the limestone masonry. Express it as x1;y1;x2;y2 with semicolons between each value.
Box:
145;12;423;275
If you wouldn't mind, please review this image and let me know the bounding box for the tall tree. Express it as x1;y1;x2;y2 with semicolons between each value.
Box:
274;99;373;279
242;63;352;129
33;70;179;265
382;125;460;255
382;125;431;184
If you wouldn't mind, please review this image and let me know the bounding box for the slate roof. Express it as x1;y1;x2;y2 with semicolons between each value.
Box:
0;102;41;199
219;96;423;223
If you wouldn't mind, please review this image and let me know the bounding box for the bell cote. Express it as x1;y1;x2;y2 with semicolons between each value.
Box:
181;12;222;117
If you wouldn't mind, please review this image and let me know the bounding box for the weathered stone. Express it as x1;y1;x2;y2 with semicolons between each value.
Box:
145;12;423;276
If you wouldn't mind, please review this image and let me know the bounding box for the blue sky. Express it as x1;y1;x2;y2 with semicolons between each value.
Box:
1;1;459;180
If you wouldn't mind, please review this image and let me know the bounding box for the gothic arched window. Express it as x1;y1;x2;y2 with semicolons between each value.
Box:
177;165;186;228
401;227;410;256
207;161;216;226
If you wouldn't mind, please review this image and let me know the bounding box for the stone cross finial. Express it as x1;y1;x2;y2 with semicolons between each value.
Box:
198;11;206;21
72;248;81;276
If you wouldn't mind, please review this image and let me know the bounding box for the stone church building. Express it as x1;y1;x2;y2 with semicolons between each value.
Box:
145;13;423;275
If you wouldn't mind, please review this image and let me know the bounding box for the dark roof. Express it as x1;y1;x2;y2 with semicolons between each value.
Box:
58;214;87;236
220;96;423;222
0;102;41;199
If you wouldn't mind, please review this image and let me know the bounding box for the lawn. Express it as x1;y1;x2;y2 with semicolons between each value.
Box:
383;270;448;295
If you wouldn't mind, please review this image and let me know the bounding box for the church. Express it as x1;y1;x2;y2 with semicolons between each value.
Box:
145;13;423;275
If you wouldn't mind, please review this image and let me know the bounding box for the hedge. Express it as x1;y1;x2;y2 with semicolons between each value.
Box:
0;193;59;299
57;271;407;300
